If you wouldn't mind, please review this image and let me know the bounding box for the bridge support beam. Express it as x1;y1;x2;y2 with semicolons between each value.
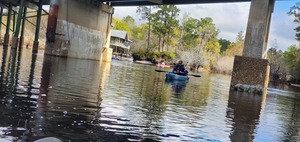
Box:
230;0;274;94
45;0;114;60
19;7;27;50
4;3;12;47
0;8;3;43
12;0;25;49
33;0;42;53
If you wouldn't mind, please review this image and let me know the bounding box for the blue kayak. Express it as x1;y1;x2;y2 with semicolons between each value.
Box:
166;72;189;81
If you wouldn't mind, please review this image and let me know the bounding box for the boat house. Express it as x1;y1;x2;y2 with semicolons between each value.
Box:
110;30;132;58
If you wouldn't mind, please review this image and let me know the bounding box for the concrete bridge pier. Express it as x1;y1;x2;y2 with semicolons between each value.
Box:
45;0;114;60
230;0;274;95
100;24;113;62
3;3;12;47
11;0;25;49
33;0;43;53
0;8;3;42
18;7;27;50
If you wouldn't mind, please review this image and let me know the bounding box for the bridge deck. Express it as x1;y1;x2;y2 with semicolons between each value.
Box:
99;0;289;6
0;0;291;8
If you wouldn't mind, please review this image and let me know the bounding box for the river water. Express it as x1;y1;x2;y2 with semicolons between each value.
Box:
0;47;300;142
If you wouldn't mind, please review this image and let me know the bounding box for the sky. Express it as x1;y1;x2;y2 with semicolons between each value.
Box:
113;1;299;51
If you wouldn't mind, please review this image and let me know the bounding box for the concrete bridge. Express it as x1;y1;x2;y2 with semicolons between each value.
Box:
0;0;291;94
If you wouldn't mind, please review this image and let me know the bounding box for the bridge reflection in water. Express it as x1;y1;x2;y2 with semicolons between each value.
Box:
0;47;300;141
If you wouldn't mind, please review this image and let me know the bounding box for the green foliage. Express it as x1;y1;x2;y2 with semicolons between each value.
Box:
113;7;228;72
151;5;180;51
207;39;221;54
132;51;147;60
225;31;245;56
161;51;177;59
282;45;300;79
136;6;152;21
267;47;287;75
225;41;244;57
131;51;176;61
146;51;161;59
288;3;300;41
136;6;152;51
123;16;135;25
182;17;202;48
219;38;231;53
112;18;132;36
281;45;300;83
236;31;245;42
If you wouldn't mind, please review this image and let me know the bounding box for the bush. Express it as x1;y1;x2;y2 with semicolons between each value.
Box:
212;56;234;75
131;51;177;62
132;51;146;60
161;51;177;60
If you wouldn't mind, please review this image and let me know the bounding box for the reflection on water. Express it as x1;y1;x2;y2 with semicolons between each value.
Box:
165;79;187;94
226;90;266;142
1;48;300;141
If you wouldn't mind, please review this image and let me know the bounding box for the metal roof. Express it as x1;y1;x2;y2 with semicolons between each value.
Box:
111;30;128;40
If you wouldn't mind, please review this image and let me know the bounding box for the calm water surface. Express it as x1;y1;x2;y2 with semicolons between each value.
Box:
0;48;300;142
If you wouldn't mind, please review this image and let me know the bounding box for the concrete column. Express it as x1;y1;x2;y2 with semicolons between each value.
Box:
19;7;27;50
45;0;114;60
100;47;112;62
230;0;274;95
243;0;274;59
100;23;113;62
4;3;12;46
33;0;43;53
13;11;15;32
0;8;3;42
11;0;25;49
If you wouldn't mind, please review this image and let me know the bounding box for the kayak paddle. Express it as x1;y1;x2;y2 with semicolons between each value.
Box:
155;69;201;77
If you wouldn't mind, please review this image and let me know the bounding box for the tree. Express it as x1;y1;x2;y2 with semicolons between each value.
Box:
123;16;135;25
181;17;201;49
137;6;152;51
177;12;190;51
123;15;139;39
282;45;300;80
267;47;287;82
225;31;245;56
288;2;300;41
219;38;231;53
112;18;132;36
151;5;180;52
178;17;220;70
236;31;245;42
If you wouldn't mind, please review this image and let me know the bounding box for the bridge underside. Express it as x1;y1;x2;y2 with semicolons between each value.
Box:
101;0;251;6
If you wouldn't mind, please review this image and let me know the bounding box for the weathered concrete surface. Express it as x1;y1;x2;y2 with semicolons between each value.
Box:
45;0;113;60
100;47;112;62
243;0;274;59
231;56;270;94
231;0;273;94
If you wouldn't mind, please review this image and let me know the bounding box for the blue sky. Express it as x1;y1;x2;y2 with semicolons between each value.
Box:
113;1;299;51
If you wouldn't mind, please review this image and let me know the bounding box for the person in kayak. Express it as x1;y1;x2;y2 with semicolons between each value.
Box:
172;60;188;76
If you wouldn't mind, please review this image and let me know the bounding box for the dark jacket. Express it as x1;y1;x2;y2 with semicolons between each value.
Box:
172;64;188;76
